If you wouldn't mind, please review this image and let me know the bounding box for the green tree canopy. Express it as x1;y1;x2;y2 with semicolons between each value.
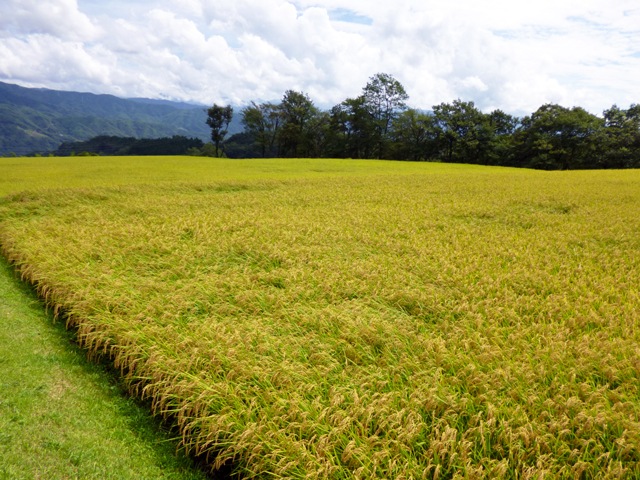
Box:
432;99;491;164
390;109;439;161
329;96;376;159
516;104;603;170
278;90;319;157
241;101;281;157
206;104;233;157
600;104;640;168
362;73;409;158
229;72;640;169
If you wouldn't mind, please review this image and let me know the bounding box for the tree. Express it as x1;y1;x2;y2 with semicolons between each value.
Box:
600;104;640;168
206;104;233;157
241;101;281;157
390;109;439;161
432;99;490;164
223;132;263;158
486;109;519;166
361;73;409;158
515;104;603;170
306;111;332;158
277;90;319;157
328;96;376;159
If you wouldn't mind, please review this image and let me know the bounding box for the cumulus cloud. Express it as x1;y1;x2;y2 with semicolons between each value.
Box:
0;0;99;41
0;0;639;115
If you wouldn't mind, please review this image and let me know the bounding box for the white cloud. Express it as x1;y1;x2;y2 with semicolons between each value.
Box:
0;35;112;89
0;0;639;115
0;0;99;41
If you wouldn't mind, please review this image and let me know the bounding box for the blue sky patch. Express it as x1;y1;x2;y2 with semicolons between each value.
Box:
329;8;373;26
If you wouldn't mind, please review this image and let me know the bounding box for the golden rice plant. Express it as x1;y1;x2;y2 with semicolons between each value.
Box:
0;158;639;477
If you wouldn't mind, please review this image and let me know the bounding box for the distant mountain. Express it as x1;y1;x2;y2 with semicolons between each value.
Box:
0;81;242;155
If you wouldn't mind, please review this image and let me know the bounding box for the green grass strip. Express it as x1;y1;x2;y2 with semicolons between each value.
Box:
0;256;208;479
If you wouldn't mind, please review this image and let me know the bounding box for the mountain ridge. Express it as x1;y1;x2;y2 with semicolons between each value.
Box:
0;81;241;155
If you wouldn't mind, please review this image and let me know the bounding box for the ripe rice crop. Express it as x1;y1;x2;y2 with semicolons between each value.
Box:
1;158;639;477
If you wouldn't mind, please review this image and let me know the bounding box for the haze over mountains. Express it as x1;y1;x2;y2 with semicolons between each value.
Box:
0;81;241;156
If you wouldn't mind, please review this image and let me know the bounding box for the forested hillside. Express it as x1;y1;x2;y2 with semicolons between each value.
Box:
0;82;219;155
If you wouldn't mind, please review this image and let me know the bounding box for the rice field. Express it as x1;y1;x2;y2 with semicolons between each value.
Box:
1;157;639;478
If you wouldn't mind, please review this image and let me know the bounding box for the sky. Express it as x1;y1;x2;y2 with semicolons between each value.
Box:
1;0;639;116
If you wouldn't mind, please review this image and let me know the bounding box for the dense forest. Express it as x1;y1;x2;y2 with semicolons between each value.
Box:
54;135;204;156
219;73;640;170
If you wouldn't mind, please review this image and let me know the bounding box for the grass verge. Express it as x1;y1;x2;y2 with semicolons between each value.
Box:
0;253;209;479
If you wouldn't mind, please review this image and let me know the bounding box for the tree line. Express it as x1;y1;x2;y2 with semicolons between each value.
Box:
207;73;640;170
54;135;204;156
